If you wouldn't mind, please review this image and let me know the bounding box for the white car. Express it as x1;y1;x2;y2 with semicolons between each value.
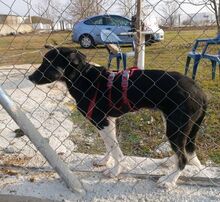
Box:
143;14;164;43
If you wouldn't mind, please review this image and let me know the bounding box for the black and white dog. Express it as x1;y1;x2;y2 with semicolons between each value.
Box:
29;47;207;189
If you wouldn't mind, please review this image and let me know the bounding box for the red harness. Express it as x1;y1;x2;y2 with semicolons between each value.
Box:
107;67;138;111
86;67;138;119
86;83;100;120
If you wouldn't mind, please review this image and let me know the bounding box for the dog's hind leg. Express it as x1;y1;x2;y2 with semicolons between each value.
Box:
159;113;176;168
159;112;204;169
160;154;176;168
158;115;190;189
185;111;206;169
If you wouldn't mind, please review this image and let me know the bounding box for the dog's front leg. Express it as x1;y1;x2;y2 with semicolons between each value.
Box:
93;119;114;167
93;138;112;167
98;118;127;177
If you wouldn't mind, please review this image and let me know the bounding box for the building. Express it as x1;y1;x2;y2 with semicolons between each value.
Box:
0;14;32;35
0;14;72;35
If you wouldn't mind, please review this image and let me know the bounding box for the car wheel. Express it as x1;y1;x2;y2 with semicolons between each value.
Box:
79;34;95;48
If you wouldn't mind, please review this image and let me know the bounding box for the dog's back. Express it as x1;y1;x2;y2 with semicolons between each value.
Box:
104;69;207;117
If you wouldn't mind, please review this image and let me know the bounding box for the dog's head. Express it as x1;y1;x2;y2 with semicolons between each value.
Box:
29;46;86;85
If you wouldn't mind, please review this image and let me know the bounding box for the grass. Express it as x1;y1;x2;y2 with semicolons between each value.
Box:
210;150;220;164
0;29;219;164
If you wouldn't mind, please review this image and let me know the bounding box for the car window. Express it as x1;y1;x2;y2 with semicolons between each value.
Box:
102;16;113;26
84;16;103;25
103;16;131;26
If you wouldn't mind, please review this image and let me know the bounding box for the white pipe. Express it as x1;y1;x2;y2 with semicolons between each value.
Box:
0;86;84;194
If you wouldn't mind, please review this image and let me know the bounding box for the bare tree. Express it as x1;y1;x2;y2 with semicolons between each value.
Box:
160;0;180;27
35;0;63;30
209;0;220;34
117;0;136;18
66;0;108;23
187;0;220;34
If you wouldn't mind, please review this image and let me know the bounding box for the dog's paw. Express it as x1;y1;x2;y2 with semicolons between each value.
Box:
103;164;125;178
159;155;176;168
187;155;203;171
159;160;173;168
157;175;177;190
93;155;111;167
159;160;175;168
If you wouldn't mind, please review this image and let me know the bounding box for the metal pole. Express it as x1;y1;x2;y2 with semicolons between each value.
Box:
218;0;220;35
134;0;145;70
0;86;84;194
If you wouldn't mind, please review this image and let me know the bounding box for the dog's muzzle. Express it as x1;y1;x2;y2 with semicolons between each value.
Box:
28;73;41;84
28;74;36;83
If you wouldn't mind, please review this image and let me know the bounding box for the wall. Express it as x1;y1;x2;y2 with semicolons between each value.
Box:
0;24;33;35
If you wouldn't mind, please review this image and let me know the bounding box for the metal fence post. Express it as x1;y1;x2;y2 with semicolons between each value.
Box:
134;0;145;70
0;85;84;194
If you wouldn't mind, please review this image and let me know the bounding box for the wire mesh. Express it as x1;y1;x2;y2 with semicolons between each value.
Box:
0;0;220;200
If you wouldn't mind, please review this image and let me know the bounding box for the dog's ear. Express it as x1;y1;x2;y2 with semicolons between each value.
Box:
44;44;55;49
68;51;86;65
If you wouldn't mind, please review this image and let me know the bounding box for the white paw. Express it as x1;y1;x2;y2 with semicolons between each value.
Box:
93;156;111;167
160;155;176;168
190;164;203;172
188;160;203;171
160;159;175;168
186;153;202;170
157;175;177;190
103;164;125;178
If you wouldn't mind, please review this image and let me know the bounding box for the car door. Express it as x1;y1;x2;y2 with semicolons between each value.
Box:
83;16;105;44
102;15;133;44
92;15;116;44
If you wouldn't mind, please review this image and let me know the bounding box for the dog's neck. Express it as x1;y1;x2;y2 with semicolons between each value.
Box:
63;63;85;81
63;62;107;86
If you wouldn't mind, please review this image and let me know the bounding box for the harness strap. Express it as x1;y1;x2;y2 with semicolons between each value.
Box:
121;70;131;109
121;67;138;110
107;67;138;111
86;67;138;119
86;84;100;120
107;72;116;107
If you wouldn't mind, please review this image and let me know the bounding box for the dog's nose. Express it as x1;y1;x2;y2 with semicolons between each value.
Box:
28;75;32;81
28;74;35;83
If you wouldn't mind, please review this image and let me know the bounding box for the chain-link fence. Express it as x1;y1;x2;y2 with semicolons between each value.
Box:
0;0;220;201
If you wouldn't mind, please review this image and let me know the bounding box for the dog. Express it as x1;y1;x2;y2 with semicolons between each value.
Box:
29;46;207;189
